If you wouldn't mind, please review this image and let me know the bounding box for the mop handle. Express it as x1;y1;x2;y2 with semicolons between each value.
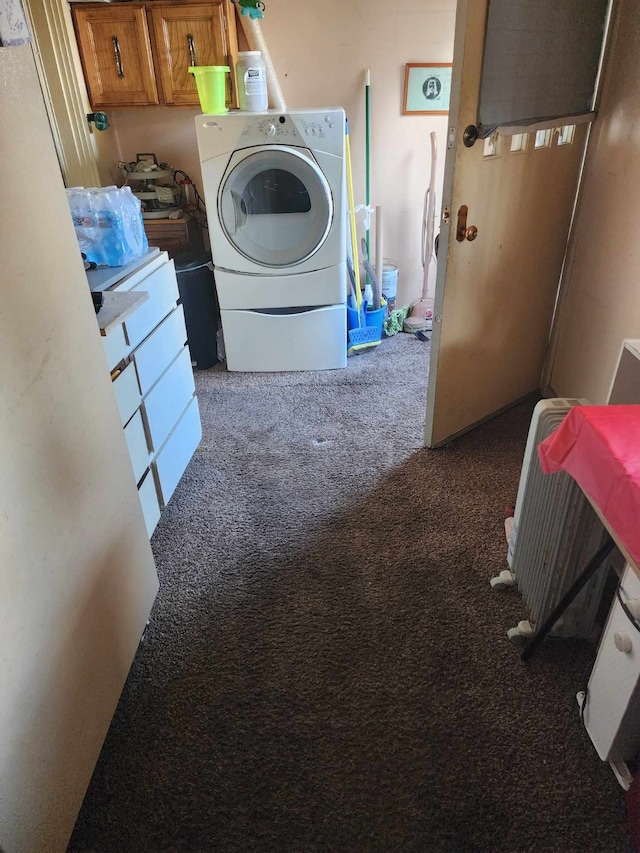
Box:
345;122;362;311
422;131;438;298
365;68;371;259
426;131;437;243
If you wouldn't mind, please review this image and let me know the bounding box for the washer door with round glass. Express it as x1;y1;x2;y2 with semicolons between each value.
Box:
218;146;333;269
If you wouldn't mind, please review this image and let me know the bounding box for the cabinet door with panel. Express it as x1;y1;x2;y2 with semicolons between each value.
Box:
150;2;237;107
72;4;159;107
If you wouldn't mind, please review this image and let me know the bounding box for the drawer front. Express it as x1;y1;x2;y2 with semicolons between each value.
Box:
146;234;185;253
585;566;640;760
144;219;201;254
221;304;347;371
138;469;161;538
153;396;202;507
123;409;150;484
124;261;179;350
111;251;167;293
112;361;141;428
142;346;195;452
133;304;187;396
102;322;128;372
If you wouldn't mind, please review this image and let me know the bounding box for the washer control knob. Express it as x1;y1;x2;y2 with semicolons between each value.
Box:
614;631;633;654
266;124;276;137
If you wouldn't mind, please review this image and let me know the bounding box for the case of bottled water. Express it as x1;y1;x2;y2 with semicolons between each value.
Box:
66;185;148;267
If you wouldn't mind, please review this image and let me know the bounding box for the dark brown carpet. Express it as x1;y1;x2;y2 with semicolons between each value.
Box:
68;334;632;853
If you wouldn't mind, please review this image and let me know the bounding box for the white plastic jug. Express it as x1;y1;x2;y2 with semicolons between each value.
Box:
236;51;268;112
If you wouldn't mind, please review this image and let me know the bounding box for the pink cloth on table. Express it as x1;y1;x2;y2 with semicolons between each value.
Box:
537;405;640;569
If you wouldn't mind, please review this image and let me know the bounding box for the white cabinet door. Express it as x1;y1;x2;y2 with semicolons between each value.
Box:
133;305;187;395
138;469;162;538
584;565;640;762
112;361;141;428
153;396;202;507
123;409;150;484
110;250;167;293
102;322;128;372
124;260;179;350
142;346;195;452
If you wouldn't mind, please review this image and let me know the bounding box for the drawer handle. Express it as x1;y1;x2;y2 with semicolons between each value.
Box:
614;631;633;654
112;35;124;78
187;33;197;67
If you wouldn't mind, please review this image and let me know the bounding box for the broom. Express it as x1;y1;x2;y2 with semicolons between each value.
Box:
346;120;381;355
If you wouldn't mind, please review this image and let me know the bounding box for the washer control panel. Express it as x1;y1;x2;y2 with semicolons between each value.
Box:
198;109;345;158
299;117;335;138
252;117;297;138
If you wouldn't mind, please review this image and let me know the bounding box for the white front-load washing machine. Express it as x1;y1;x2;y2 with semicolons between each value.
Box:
194;108;347;371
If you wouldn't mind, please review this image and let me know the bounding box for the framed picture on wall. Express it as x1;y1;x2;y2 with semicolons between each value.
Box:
403;63;452;115
0;0;31;46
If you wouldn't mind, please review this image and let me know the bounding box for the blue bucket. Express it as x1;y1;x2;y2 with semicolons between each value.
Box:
364;303;386;338
346;302;360;331
346;300;386;338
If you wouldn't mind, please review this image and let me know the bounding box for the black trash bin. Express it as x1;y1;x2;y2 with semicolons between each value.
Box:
173;250;220;369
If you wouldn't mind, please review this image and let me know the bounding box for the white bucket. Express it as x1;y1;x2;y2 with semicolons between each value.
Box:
382;261;398;312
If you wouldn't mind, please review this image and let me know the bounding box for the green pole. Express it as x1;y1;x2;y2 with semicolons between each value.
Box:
365;68;371;260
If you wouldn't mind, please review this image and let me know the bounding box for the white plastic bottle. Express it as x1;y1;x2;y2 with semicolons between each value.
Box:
236;51;268;112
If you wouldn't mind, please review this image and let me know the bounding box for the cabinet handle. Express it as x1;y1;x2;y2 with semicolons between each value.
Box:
187;33;197;67
112;35;124;78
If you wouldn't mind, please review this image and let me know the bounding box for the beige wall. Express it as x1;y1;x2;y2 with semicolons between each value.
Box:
103;0;456;305
1;46;158;853
105;104;203;186
93;121;123;187
547;0;640;402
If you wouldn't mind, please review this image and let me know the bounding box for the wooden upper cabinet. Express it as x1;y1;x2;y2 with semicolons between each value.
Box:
72;5;159;107
72;1;238;110
150;2;234;107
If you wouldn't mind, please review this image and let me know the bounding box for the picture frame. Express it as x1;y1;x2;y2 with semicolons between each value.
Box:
403;63;452;115
0;0;31;46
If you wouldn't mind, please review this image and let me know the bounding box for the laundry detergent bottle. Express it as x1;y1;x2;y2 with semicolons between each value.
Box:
236;51;268;111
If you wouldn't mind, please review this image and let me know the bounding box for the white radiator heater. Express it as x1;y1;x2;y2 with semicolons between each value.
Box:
492;399;616;644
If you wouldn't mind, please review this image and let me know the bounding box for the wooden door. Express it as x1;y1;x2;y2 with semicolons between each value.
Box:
424;0;599;447
150;1;236;107
73;4;159;107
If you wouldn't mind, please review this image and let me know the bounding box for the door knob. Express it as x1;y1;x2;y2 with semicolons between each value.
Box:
614;631;633;654
456;205;478;242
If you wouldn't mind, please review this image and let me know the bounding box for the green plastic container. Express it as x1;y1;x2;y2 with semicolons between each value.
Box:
188;66;230;114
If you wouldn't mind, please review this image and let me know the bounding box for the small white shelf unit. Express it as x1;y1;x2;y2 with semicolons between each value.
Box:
97;250;202;537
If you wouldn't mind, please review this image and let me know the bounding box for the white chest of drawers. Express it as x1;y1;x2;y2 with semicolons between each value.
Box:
578;338;640;789
96;250;202;537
